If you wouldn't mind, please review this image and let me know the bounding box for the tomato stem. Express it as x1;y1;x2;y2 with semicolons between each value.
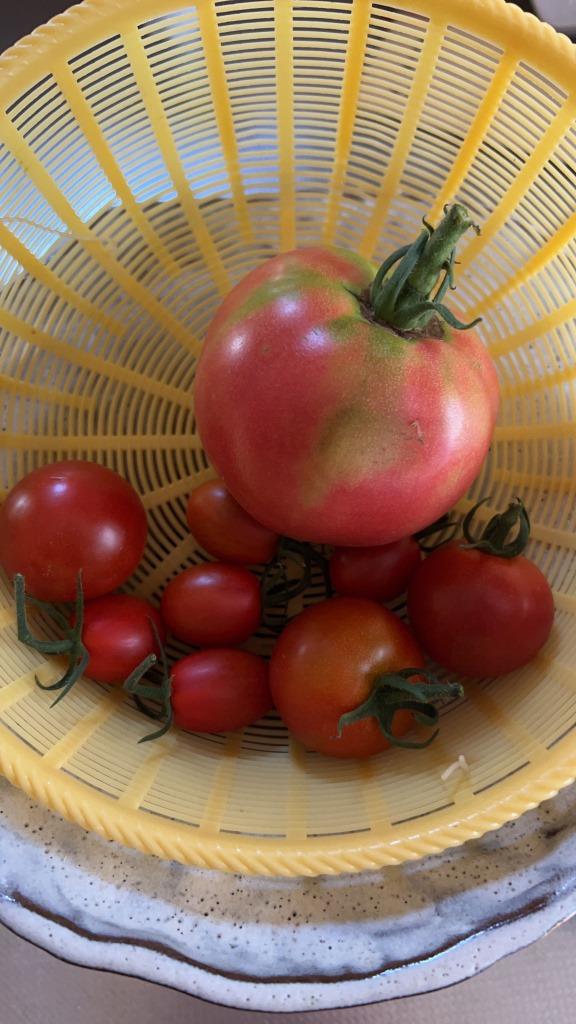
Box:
15;573;78;656
124;618;173;742
37;647;91;706
282;538;333;598
338;669;463;749
462;497;530;558
261;538;332;633
15;573;159;706
370;204;481;333
414;512;459;551
15;572;91;706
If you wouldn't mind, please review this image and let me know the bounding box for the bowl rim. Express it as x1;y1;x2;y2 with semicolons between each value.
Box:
1;0;576;876
2;769;576;1012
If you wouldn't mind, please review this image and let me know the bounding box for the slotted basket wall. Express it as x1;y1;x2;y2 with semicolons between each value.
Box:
1;0;576;876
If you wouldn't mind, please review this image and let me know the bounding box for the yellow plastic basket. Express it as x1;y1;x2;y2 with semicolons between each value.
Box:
1;0;576;876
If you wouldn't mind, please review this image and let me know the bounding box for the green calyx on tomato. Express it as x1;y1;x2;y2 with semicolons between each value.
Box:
369;203;480;333
338;669;463;750
15;573;155;705
462;497;531;559
124;627;273;741
15;572;89;704
124;618;173;743
261;537;332;632
413;512;459;552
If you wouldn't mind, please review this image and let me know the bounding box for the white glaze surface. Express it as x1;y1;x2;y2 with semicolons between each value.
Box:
0;778;575;1010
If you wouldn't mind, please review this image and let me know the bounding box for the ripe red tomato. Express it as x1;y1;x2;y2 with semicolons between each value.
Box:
80;594;166;685
160;563;261;646
408;542;554;677
186;479;278;564
0;460;148;601
196;206;499;546
270;597;439;758
330;537;422;602
407;499;554;677
170;649;272;733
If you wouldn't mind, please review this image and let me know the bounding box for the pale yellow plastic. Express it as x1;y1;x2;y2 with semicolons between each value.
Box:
0;0;576;877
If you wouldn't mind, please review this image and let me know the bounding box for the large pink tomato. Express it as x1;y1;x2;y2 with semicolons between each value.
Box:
195;205;499;546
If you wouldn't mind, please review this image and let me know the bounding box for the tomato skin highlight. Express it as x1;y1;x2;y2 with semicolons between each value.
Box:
186;479;278;564
330;537;422;602
171;648;272;732
160;563;261;646
270;596;425;758
195;246;499;546
0;460;148;601
407;542;555;677
80;594;166;684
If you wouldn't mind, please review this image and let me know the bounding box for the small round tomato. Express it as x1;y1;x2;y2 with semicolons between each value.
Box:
160;563;261;646
187;479;279;564
0;460;148;601
170;648;272;732
330;537;421;602
80;594;166;684
270;597;436;758
407;500;555;677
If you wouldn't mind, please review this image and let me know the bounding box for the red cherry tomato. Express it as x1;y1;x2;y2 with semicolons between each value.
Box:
329;537;422;602
171;648;272;733
187;479;279;564
408;541;555;677
160;563;261;646
0;460;148;601
80;594;166;685
270;597;426;758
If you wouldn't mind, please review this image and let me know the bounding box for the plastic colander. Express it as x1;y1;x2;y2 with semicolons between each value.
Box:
1;0;576;876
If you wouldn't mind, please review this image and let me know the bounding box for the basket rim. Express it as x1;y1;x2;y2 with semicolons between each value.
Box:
0;0;575;106
0;715;575;876
1;0;576;875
